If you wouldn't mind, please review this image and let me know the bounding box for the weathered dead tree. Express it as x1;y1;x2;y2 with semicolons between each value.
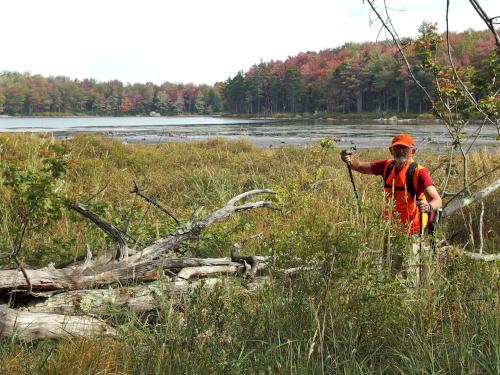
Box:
442;178;500;261
0;189;278;341
443;178;500;217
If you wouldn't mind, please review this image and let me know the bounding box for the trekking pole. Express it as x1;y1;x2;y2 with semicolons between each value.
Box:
343;146;367;241
344;147;358;199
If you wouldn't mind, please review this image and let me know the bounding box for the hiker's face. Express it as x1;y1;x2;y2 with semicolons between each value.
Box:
390;145;414;163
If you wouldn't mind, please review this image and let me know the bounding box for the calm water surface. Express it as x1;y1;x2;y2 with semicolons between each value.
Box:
0;116;497;150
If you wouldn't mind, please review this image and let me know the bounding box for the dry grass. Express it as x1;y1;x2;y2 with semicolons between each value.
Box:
0;134;498;374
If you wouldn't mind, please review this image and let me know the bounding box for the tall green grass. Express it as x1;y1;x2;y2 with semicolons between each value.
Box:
0;134;498;374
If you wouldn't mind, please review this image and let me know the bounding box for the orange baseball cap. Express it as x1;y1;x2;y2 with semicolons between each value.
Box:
391;133;415;147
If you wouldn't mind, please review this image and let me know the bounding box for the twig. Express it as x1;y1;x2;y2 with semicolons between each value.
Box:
10;219;32;293
439;144;455;193
446;0;496;127
12;255;32;294
190;206;205;223
82;182;110;204
465;119;489;155
131;180;179;225
478;202;484;255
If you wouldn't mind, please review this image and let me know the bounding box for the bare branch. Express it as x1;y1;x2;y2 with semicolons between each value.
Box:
12;255;32;294
469;0;500;49
131;180;179;225
445;0;496;127
192;190;277;231
69;201;129;260
231;233;264;278
226;189;277;205
190;205;205;223
439;144;455;193
82;181;110;204
478;202;485;254
9;219;32;293
364;0;435;105
177;265;240;281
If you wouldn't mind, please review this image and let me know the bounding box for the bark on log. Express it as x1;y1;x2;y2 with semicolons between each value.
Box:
0;305;116;341
23;276;271;315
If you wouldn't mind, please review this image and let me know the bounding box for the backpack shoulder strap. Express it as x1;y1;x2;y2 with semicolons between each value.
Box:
383;160;396;183
406;162;418;199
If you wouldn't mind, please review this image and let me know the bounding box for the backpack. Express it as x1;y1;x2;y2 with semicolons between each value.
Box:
383;160;440;235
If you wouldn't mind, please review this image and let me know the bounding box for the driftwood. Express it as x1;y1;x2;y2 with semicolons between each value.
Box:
0;189;277;341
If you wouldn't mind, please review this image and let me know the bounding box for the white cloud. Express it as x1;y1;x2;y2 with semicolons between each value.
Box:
1;0;498;84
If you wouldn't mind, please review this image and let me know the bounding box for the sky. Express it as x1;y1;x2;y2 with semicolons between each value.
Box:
1;0;498;85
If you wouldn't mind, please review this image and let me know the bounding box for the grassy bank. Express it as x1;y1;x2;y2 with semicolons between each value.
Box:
0;134;498;374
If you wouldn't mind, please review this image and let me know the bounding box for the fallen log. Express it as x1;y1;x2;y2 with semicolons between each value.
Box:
23;276;271;315
0;305;116;341
0;256;269;293
460;251;500;262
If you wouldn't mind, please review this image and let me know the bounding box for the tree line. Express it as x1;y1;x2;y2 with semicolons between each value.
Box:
224;27;496;114
0;74;223;116
0;28;495;116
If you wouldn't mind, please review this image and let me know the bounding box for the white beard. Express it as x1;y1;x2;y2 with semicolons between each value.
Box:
395;155;408;168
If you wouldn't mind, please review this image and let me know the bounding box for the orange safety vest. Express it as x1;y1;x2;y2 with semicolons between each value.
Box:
382;159;428;235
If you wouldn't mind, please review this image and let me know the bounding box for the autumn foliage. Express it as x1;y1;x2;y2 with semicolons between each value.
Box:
0;29;495;116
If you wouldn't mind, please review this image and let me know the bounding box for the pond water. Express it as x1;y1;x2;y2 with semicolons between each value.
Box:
0;116;497;151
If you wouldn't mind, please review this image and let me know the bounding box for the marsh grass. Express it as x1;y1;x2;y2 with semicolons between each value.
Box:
0;134;498;374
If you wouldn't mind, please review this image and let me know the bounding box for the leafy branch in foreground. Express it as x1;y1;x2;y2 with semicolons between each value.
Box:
364;0;499;193
1;144;73;291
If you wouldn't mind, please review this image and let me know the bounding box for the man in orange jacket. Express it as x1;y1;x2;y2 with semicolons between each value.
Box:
340;133;442;284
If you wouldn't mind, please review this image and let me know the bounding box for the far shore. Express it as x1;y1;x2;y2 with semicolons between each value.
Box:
0;112;445;125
